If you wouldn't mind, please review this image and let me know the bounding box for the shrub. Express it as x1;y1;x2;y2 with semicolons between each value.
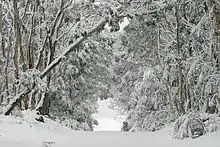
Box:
201;113;220;133
172;112;205;139
142;110;177;131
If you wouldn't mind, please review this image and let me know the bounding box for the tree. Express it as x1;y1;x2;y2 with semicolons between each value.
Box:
111;0;220;131
0;0;126;130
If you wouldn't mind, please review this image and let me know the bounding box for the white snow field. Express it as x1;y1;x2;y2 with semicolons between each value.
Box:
0;101;220;147
0;114;220;147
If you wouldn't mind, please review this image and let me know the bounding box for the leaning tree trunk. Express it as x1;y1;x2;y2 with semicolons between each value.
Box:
4;88;32;115
4;18;107;115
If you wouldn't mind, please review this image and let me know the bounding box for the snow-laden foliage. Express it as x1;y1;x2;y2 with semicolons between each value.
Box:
0;0;130;130
200;113;220;134
1;0;220;133
11;107;23;118
142;110;176;132
19;69;46;91
47;33;115;130
111;0;220;134
173;113;220;139
204;117;220;133
172;112;205;139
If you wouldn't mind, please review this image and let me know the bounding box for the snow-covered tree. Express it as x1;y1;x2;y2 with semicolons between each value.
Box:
0;0;123;130
112;0;220;133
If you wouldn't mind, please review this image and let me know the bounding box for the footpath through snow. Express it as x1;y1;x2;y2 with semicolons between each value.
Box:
93;99;124;131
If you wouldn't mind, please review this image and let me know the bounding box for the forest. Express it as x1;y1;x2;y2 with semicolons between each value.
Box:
0;0;220;140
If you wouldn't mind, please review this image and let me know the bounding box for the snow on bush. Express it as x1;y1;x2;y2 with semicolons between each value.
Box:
61;118;79;130
60;118;92;131
205;117;220;133
125;111;142;132
172;112;205;139
125;109;177;132
200;113;220;133
142;110;177;132
11;107;23;118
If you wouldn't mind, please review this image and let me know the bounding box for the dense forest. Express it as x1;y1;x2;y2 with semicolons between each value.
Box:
0;0;220;139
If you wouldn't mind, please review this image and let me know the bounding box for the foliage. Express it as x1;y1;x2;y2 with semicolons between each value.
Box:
0;0;122;130
111;0;220;134
172;112;205;139
1;0;220;133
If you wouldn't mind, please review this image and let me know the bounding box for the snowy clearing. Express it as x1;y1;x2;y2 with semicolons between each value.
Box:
0;114;220;147
93;99;124;131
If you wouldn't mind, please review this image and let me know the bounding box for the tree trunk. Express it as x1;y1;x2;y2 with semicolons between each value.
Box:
4;45;10;97
27;4;36;69
13;0;20;86
175;2;185;114
0;3;5;58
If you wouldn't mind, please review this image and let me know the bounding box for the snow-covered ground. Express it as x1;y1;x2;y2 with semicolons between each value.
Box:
93;99;124;131
0;101;220;147
0;114;220;147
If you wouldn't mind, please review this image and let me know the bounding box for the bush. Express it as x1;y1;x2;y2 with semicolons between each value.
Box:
142;110;177;131
201;113;220;133
125;109;177;132
172;112;205;139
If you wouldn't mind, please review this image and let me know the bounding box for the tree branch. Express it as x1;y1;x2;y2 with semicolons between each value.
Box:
40;18;107;79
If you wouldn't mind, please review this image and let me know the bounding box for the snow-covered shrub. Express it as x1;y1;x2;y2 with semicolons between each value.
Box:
124;108;177;132
61;118;92;131
125;110;145;132
50;95;98;131
77;122;91;131
200;113;220;133
172;112;205;139
11;107;23;118
61;118;79;130
204;117;220;133
142;110;177;132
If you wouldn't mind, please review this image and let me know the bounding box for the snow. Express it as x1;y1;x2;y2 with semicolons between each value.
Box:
93;99;125;131
1;114;220;147
0;105;220;147
119;17;129;32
